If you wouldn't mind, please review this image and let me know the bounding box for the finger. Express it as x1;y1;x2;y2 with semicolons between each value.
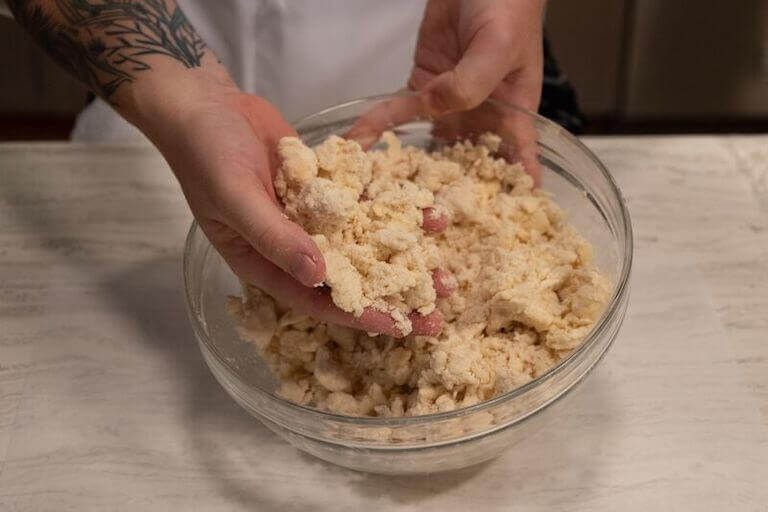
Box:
408;66;437;93
222;185;326;287
344;93;426;149
497;111;541;185
410;310;443;337
432;269;457;298
420;29;514;115
422;206;449;233
356;309;443;337
221;241;443;337
493;70;544;185
430;100;541;185
493;52;544;114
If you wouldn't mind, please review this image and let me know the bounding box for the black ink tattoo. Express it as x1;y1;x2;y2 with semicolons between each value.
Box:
9;0;207;100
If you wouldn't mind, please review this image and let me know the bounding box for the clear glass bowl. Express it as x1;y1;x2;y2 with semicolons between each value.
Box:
183;93;633;475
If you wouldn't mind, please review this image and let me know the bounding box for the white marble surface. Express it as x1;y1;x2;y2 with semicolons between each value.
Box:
0;137;766;511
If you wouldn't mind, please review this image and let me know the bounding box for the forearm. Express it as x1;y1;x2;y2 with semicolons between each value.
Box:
7;0;235;132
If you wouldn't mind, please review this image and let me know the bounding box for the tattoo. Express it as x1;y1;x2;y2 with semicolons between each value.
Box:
9;0;206;100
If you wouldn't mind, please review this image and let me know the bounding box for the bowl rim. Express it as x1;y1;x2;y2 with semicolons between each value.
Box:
183;92;634;426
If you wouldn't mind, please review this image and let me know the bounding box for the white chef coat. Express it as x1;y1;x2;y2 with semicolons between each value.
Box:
71;0;426;142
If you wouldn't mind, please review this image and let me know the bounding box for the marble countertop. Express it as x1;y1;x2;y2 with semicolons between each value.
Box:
0;136;766;511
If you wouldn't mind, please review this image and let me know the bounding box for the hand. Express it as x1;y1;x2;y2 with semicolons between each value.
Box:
140;78;447;337
410;0;545;180
412;0;545;116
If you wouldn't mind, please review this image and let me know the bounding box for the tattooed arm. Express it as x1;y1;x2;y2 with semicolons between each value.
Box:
7;0;233;128
10;0;206;98
8;0;442;336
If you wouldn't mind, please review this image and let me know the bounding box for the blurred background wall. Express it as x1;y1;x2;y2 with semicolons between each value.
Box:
1;0;767;140
546;0;768;132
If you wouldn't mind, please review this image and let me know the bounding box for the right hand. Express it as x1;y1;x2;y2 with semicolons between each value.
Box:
348;0;545;184
137;77;446;337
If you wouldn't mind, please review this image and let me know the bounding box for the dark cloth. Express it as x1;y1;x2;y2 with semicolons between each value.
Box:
538;36;585;134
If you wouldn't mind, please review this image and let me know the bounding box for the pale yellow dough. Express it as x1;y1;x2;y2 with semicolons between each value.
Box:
227;132;611;417
273;133;438;335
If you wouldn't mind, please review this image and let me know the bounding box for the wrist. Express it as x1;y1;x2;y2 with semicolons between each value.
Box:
116;56;240;143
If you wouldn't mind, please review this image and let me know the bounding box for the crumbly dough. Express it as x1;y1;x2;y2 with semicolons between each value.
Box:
227;132;611;417
274;134;438;335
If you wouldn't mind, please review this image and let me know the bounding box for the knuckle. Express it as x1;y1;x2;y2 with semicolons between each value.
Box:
452;73;482;110
491;23;514;47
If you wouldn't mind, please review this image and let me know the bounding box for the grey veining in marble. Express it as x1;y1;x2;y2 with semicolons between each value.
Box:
0;137;766;511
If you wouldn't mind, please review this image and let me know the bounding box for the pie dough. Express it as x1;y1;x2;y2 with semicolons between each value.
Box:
227;132;611;417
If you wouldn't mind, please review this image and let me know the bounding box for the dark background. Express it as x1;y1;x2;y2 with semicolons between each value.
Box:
1;0;767;140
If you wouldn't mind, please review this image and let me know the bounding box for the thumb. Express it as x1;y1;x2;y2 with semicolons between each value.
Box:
421;30;512;115
227;186;326;287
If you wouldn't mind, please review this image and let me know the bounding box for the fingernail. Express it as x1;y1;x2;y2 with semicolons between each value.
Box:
289;253;318;286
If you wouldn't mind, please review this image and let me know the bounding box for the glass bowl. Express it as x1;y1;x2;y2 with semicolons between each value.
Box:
183;93;633;475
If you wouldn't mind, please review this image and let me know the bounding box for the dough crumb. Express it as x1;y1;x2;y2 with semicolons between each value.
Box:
229;132;611;417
